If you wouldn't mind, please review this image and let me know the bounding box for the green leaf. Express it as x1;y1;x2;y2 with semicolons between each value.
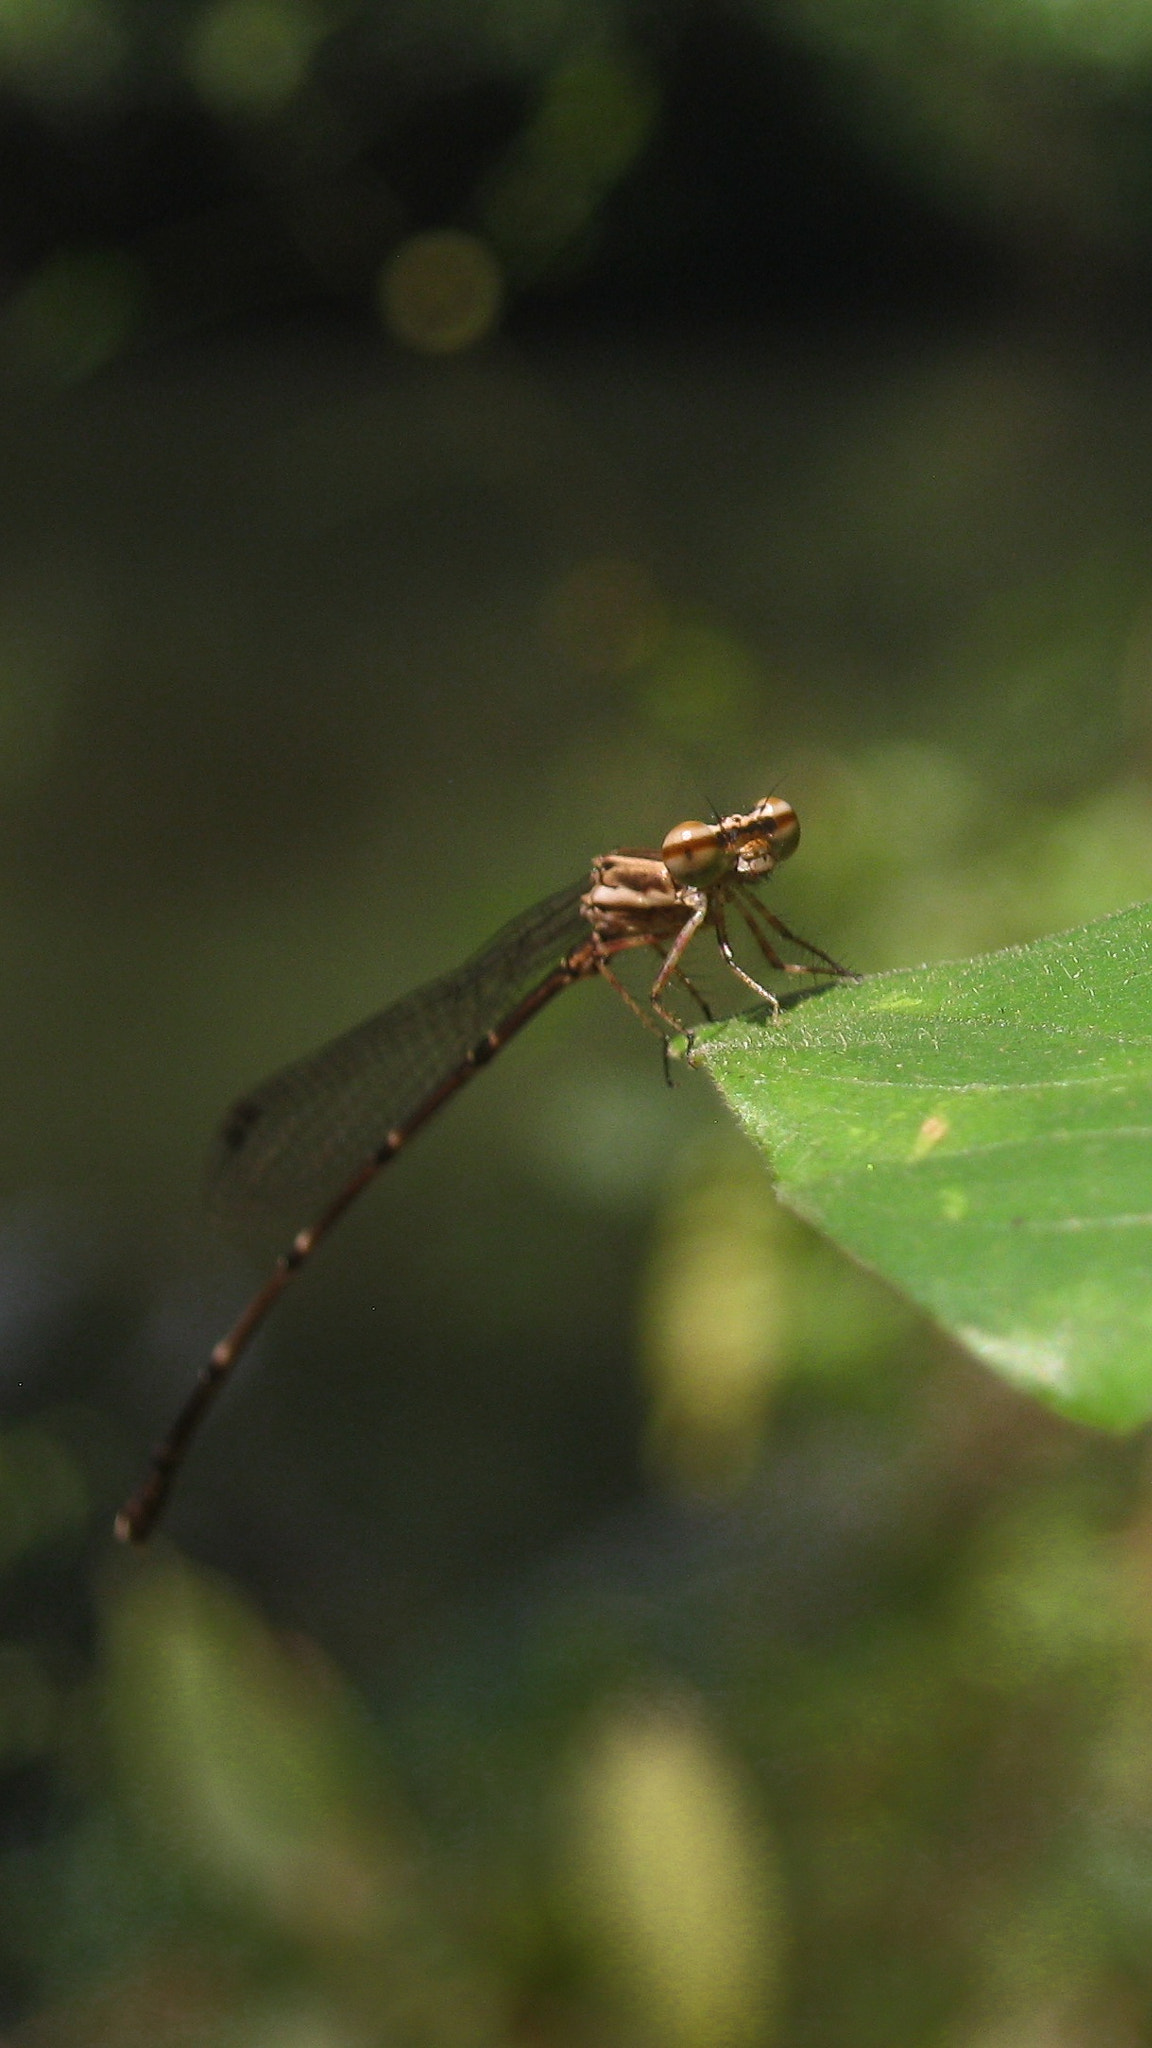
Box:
691;902;1152;1431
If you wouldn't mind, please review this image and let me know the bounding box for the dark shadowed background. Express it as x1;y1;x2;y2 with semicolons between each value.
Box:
6;3;1152;2043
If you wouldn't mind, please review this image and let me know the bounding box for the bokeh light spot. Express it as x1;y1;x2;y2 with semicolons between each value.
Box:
0;1426;87;1573
0;0;122;102
377;230;504;354
482;43;658;278
187;0;322;118
638;1147;788;1493
544;556;667;675
643;622;761;741
0;1643;57;1763
564;1697;785;2048
0;247;142;385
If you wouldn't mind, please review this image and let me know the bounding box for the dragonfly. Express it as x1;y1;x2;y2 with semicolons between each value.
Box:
115;795;851;1542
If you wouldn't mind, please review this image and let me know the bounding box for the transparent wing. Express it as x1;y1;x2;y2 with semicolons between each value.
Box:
206;881;591;1252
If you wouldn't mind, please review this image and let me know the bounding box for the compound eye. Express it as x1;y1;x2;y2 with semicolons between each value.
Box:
761;799;800;862
662;819;726;883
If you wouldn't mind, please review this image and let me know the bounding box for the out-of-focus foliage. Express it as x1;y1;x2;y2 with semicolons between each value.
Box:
12;1422;1152;2045
7;0;1152;378
478;39;658;284
761;0;1152;250
5;1;1152;2044
0;0;675;376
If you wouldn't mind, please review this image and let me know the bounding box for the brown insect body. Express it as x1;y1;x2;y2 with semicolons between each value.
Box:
579;796;819;1032
115;794;849;1543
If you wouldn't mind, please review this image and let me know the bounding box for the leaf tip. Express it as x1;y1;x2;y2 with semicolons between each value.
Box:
957;1323;1074;1398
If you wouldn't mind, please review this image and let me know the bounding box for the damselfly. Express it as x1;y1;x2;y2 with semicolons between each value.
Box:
115;796;850;1542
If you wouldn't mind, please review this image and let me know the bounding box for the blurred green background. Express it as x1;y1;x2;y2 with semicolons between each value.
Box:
7;1;1152;2042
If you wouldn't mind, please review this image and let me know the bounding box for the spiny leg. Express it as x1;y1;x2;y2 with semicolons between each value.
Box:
733;896;822;978
595;950;670;1040
594;946;689;1084
671;962;713;1022
645;942;708;1072
649;904;709;1033
652;949;717;1053
738;885;852;977
712;906;781;1018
